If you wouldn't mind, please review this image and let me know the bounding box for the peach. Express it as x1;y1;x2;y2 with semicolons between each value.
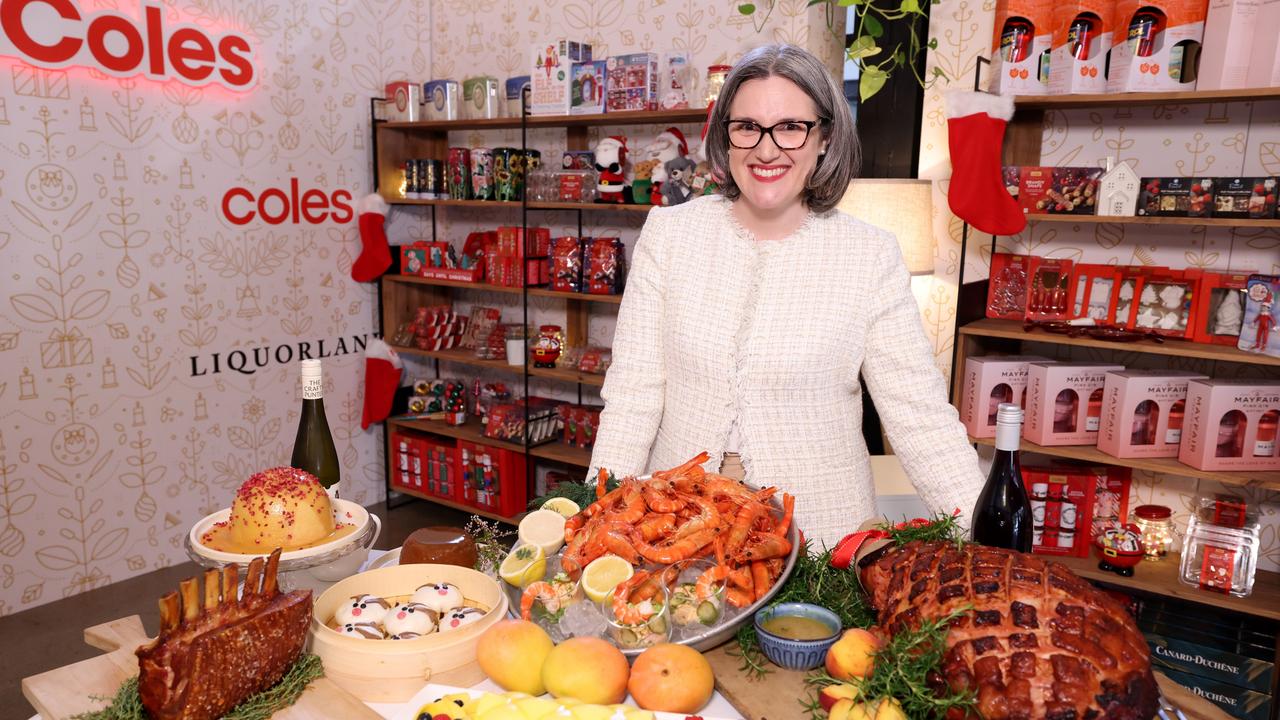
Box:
818;683;862;712
827;699;879;720
824;628;880;681
874;698;908;720
541;636;630;705
627;643;714;714
476;619;554;695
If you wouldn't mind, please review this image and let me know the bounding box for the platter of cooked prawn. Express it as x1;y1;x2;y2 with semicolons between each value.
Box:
502;452;799;655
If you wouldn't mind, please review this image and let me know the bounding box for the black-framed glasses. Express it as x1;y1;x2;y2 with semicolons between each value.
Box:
725;119;824;150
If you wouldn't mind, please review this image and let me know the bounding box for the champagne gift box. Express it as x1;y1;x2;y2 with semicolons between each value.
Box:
1098;369;1209;458
1024;361;1125;445
959;355;1052;438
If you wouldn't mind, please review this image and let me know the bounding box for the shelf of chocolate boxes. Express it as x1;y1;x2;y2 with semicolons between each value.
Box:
399;223;625;293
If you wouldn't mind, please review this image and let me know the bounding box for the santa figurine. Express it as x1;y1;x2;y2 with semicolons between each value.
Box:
594;135;629;204
646;127;689;204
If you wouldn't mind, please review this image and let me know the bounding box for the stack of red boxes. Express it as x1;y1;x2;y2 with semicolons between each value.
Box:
457;440;528;517
407;306;468;351
390;433;460;502
558;404;603;449
487;226;551;287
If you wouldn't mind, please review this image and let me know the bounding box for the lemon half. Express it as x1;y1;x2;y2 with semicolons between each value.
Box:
540;497;581;518
581;554;634;603
499;543;547;588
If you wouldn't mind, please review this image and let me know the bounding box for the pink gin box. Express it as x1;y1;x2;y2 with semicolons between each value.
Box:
1179;379;1280;471
1097;370;1209;459
1024;362;1125;446
959;355;1052;438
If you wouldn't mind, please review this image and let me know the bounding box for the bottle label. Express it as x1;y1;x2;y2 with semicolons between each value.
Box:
1086;416;1101;432
1165;428;1181;444
1199;544;1235;593
302;376;323;400
1255;439;1275;457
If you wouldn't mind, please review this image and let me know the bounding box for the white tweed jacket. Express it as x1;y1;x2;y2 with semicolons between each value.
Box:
589;194;985;550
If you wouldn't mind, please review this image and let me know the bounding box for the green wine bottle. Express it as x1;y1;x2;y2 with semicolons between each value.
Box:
291;359;341;496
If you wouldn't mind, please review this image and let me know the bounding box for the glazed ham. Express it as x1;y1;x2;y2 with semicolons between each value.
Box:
135;549;312;720
860;541;1159;720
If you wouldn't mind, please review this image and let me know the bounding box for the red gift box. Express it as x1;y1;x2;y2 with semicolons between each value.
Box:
456;440;527;517
1025;464;1131;558
1191;270;1255;345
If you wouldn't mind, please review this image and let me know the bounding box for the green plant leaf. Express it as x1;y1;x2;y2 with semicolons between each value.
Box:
928;38;938;49
738;2;756;14
861;14;883;38
900;0;920;12
846;35;882;60
860;66;888;102
837;0;862;5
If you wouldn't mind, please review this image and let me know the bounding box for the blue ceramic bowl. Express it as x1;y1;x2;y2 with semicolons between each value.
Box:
753;602;842;671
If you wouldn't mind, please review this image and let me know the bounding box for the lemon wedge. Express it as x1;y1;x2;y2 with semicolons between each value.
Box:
500;543;547;588
540;497;581;518
581;554;634;603
519;509;568;557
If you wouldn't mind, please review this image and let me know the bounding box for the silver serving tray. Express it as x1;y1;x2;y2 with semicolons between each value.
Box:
503;483;799;656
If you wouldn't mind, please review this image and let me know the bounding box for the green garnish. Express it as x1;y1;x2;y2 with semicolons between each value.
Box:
803;606;978;720
529;473;620;511
466;515;515;575
513;546;535;561
74;653;325;720
878;512;966;547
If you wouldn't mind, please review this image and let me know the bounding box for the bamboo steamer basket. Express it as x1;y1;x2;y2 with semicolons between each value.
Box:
309;563;507;702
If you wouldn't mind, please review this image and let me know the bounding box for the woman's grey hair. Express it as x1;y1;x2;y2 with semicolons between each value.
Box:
705;43;860;213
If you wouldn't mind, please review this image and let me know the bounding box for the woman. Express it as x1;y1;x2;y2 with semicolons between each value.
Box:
589;44;984;550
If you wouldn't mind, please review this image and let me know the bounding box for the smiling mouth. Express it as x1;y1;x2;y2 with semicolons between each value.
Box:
750;165;789;181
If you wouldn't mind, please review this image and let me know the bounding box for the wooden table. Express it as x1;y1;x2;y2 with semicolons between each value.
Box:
704;642;1234;720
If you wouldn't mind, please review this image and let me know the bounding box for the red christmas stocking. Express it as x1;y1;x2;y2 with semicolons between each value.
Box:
944;91;1026;236
361;339;403;429
352;193;392;282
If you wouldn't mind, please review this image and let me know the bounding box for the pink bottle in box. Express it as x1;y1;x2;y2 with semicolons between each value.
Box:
1024;361;1124;446
1097;370;1208;459
1179;379;1280;471
958;355;1052;438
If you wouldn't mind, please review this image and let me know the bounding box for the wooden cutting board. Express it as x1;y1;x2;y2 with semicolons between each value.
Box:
22;615;379;720
704;642;1232;720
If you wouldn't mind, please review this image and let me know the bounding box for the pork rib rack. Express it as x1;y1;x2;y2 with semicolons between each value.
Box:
135;548;313;720
860;541;1159;720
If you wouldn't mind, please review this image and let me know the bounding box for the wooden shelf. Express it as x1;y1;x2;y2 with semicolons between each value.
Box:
388;484;522;524
389;416;525;452
1014;87;1280;110
383;275;525;295
529;442;593;467
527;365;605;386
1025;213;1280;228
390;345;518;373
381;107;708;132
530;201;653;212
386;198;657;213
959;318;1280;368
969;435;1280;490
1049;553;1280;623
526;288;623;304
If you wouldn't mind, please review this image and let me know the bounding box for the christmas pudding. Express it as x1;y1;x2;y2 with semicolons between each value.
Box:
200;467;355;553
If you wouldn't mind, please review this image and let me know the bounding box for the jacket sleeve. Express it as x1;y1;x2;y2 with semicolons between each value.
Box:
589;209;668;478
858;230;986;528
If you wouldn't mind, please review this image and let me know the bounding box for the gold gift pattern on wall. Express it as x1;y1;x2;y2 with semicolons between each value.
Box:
920;1;1278;573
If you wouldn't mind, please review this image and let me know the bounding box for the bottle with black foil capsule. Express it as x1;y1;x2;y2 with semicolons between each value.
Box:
291;359;341;497
972;403;1033;552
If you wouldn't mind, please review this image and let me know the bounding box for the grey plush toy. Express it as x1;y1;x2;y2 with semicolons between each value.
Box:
660;156;697;206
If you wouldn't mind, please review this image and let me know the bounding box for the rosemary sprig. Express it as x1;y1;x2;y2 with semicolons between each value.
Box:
731;622;772;680
74;653;324;720
802;607;977;720
465;515;515;574
877;511;967;547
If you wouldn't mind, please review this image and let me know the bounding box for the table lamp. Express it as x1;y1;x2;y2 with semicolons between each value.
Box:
837;179;935;275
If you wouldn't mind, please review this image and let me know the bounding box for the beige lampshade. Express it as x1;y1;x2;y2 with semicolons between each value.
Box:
837;178;935;275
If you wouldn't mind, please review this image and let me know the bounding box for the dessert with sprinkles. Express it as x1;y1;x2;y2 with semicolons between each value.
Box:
200;467;356;553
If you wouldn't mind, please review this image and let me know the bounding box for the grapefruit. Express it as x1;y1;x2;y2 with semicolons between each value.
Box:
627;643;714;714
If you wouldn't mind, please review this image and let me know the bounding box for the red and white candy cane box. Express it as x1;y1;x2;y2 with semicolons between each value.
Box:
1179;379;1280;471
1108;0;1205;92
990;0;1053;94
1048;0;1115;93
1025;361;1125;446
1098;369;1208;458
1025;465;1097;557
959;355;1053;438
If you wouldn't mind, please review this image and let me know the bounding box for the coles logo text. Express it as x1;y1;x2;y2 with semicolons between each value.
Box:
1;0;255;90
221;179;353;225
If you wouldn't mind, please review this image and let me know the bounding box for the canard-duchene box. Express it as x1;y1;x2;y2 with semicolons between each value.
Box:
1107;0;1205;92
1025;362;1126;445
1048;0;1114;93
959;355;1053;438
1098;370;1209;458
1179;379;1280;471
990;0;1054;94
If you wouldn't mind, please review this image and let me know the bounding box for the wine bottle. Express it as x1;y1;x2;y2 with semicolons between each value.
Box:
291;359;341;496
972;403;1033;552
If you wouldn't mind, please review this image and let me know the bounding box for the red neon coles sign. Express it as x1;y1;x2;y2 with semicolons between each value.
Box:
0;0;256;90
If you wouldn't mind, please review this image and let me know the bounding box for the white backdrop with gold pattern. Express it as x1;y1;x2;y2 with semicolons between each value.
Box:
0;0;845;615
918;0;1279;572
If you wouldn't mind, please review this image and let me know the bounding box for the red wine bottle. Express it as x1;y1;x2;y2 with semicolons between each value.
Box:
972;403;1032;552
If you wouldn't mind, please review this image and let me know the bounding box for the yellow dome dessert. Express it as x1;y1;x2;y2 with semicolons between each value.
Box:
226;467;334;550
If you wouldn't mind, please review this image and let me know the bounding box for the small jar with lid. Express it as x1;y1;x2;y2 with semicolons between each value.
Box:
705;65;732;106
1132;505;1174;560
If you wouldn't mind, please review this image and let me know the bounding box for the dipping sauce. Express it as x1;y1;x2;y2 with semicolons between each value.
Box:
760;614;836;640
